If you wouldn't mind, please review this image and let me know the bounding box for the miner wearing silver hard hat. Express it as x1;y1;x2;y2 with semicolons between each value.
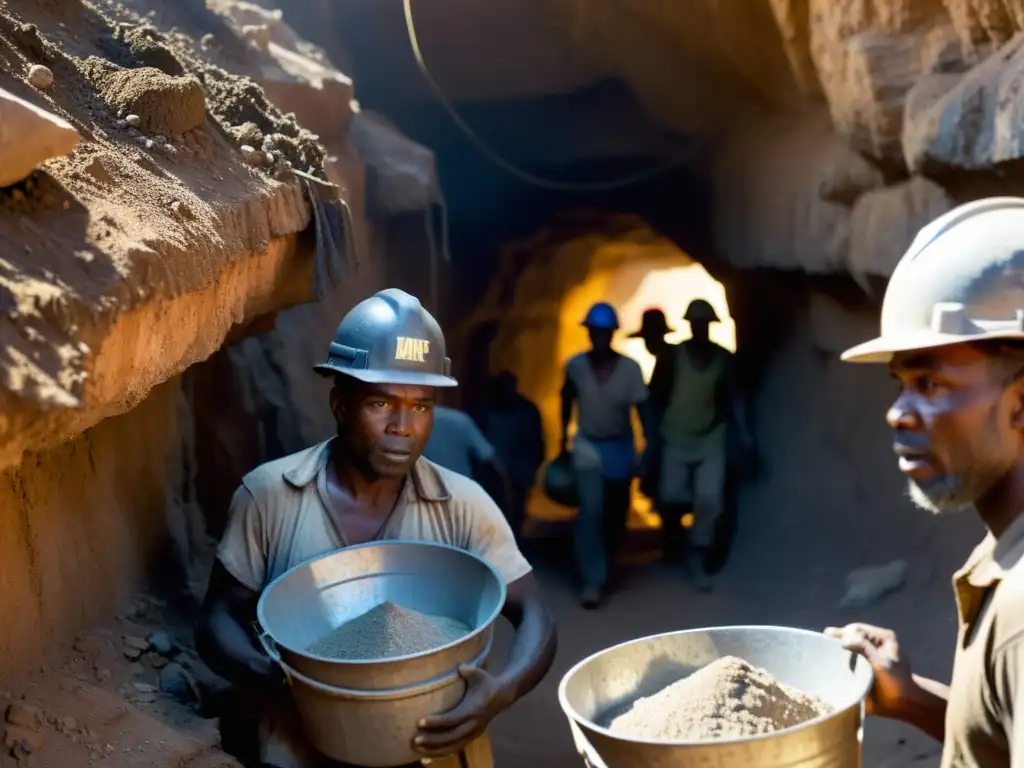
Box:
198;289;556;768
558;301;655;608
651;298;752;591
827;198;1024;768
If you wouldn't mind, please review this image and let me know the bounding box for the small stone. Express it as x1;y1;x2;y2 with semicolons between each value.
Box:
115;119;127;128
73;635;103;657
61;200;69;211
239;144;263;166
122;646;142;661
94;666;111;683
55;716;78;733
841;559;908;608
143;652;168;670
241;24;271;51
131;682;156;694
132;692;156;704
125;114;141;127
27;64;53;90
144;139;155;150
3;724;44;752
158;663;197;703
5;703;43;730
160;143;177;156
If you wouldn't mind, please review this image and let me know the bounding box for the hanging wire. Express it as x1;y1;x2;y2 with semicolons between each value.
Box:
403;0;698;193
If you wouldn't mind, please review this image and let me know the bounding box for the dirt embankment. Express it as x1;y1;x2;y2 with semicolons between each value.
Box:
0;0;343;471
0;3;368;765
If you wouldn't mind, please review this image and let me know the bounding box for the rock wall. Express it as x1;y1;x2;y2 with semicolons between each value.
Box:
0;378;198;673
0;0;401;673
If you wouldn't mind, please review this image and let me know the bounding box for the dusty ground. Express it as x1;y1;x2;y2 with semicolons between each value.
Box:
0;592;238;768
0;518;963;768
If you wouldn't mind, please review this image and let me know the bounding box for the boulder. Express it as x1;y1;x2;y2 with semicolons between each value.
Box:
349;112;440;217
0;87;79;187
903;35;1024;172
848;176;953;279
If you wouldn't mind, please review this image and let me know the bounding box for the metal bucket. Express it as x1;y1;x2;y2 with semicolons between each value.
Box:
260;631;493;767
559;625;874;768
255;541;507;765
256;540;506;689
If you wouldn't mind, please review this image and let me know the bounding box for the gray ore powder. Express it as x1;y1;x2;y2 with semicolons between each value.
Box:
607;656;832;741
307;601;471;661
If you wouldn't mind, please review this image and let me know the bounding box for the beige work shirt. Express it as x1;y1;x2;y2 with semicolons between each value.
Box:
942;513;1024;768
565;352;648;443
217;439;533;768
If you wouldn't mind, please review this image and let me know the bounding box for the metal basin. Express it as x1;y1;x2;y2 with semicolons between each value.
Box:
256;540;507;766
257;540;507;690
260;633;494;767
559;625;874;768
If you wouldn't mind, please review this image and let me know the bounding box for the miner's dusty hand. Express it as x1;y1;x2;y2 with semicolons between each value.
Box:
413;664;512;758
824;622;915;719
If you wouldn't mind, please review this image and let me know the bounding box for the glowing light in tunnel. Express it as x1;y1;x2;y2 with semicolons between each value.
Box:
526;253;735;531
615;264;736;383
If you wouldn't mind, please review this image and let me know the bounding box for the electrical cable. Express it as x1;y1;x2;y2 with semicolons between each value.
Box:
403;0;698;193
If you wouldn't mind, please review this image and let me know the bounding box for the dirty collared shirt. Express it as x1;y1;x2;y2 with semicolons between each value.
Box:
218;438;532;590
942;513;1024;768
216;439;532;768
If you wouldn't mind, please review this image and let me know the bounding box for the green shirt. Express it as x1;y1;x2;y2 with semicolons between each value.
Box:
660;342;733;458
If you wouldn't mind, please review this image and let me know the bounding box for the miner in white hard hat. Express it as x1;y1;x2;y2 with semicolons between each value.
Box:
828;198;1024;767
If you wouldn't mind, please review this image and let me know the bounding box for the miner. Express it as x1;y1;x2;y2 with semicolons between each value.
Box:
828;197;1024;766
197;288;557;768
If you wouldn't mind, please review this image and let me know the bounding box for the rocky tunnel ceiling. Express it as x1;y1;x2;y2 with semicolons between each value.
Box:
271;0;786;298
272;0;1024;301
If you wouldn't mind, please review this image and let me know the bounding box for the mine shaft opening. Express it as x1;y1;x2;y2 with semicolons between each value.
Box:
457;212;735;539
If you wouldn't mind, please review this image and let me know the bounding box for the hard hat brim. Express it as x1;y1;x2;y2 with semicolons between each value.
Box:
313;363;459;387
841;330;1024;364
684;314;720;323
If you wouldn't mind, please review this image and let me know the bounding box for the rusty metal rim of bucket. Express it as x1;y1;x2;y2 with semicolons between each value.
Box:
259;631;493;701
256;540;508;666
558;624;874;748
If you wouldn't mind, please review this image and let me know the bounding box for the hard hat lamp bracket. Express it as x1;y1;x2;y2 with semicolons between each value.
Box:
327;342;369;370
931;303;969;334
930;303;1024;335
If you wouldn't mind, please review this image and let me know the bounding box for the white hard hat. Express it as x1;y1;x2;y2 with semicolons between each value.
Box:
842;197;1024;363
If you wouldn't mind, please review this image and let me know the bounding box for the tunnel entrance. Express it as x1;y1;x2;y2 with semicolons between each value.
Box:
457;211;732;532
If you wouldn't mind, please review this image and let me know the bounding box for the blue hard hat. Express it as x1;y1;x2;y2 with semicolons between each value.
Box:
581;302;620;330
313;288;458;387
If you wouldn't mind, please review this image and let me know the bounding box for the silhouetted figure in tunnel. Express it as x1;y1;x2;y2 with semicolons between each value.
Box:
561;302;656;609
655;299;753;592
422;402;514;518
479;371;545;544
627;308;680;557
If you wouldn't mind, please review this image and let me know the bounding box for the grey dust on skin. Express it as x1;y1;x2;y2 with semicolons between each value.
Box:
306;601;471;661
607;656;833;741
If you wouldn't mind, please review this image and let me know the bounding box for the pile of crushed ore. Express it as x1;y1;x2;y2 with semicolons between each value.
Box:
607;656;832;741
